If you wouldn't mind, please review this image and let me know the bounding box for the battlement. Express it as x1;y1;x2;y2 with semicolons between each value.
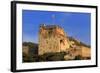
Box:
40;24;63;29
39;24;66;37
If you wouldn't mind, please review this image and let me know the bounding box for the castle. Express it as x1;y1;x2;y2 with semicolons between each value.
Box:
22;24;91;62
39;24;70;55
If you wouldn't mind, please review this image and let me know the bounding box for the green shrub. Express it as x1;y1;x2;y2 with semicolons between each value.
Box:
74;55;82;60
23;52;68;62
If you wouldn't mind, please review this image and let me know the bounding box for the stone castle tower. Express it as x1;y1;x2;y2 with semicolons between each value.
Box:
39;24;70;55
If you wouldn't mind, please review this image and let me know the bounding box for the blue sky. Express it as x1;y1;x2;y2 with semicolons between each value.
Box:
22;10;91;45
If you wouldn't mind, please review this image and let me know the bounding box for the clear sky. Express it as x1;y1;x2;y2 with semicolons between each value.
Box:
22;10;91;45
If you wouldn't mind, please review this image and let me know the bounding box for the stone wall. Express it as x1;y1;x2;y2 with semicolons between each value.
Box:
81;46;91;58
22;46;29;55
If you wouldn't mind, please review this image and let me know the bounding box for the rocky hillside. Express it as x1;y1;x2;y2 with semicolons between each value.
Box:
23;42;38;55
22;36;91;62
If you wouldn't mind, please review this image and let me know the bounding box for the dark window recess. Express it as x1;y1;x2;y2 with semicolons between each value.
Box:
60;40;65;45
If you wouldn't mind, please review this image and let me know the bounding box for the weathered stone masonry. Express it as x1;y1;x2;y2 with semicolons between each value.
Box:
39;24;70;55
